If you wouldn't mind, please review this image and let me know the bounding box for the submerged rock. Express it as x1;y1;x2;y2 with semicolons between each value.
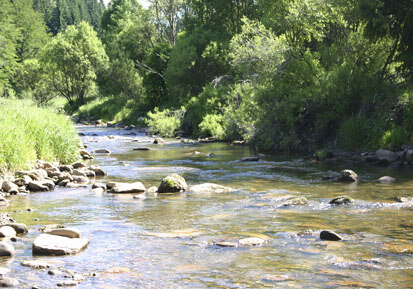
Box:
395;196;413;203
33;234;89;255
238;237;265;247
57;281;78;287
282;197;308;206
110;182;146;194
158;174;188;194
0;242;15;256
241;157;259;162
21;260;51;269
338;170;359;182
212;239;239;248
376;176;396;183
189;183;234;194
320;230;343;241
329;195;354;205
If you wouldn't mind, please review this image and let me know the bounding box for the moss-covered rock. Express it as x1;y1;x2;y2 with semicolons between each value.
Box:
158;174;188;194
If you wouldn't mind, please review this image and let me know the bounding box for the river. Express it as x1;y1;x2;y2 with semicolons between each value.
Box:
3;125;413;288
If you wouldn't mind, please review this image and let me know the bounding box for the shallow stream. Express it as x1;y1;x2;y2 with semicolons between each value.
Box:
3;126;413;288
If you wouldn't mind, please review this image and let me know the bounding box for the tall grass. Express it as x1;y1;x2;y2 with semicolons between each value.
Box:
0;99;80;172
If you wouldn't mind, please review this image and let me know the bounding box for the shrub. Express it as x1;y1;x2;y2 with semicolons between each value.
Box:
0;99;80;172
382;126;411;150
198;114;225;139
339;116;375;151
145;107;185;137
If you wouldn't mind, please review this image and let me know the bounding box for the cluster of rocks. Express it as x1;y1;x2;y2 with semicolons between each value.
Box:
0;161;106;201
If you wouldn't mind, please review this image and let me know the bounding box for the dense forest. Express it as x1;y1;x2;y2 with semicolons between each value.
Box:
1;0;412;153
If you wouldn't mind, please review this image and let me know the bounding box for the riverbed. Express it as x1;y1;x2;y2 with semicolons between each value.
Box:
3;125;413;288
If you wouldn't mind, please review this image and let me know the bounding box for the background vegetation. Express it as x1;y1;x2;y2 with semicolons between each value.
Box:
1;0;412;153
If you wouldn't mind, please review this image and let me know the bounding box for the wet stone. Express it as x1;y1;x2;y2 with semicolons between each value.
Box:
189;183;234;194
57;281;78;287
0;226;16;238
282;197;308;206
92;149;111;154
39;224;65;233
241;157;259;162
0;277;19;287
33;234;89;256
48;228;81;239
21;260;51;269
238;237;265;247
1;223;28;234
395;197;413;203
110;182;146;194
377;176;396;183
158;174;188;194
329;195;354;205
0;242;15;256
320;230;343;241
338;170;359;182
212;239;239;248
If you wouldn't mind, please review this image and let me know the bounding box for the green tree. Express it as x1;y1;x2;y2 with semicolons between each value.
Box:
41;22;108;106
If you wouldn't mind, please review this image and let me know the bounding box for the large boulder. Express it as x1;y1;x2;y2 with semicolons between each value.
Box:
158;174;188;194
110;182;146;194
338;170;359;182
32;234;89;255
189;183;234;194
375;149;398;162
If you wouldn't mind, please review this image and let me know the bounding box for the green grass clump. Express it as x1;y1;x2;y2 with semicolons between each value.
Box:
0;99;80;172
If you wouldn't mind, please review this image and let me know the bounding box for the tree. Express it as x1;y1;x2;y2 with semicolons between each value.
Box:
41;22;108;106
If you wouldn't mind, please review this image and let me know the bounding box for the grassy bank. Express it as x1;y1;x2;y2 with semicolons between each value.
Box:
0;99;80;172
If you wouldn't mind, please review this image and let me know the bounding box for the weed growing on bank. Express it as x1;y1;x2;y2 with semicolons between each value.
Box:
0;99;80;172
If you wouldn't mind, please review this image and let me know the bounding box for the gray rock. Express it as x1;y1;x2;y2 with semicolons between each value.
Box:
0;242;15;256
158;174;188;194
320;230;343;241
58;179;70;187
377;176;396;183
375;149;398;162
106;182;118;190
13;175;32;187
79;150;91;159
0;197;9;207
329;195;354;205
0;223;28;234
91;183;106;191
72;176;88;184
72;169;87;177
88;165;106;176
338;169;359;182
59;165;73;174
0;277;19;287
39;224;65;233
395;196;413;203
57;281;78;287
189;183;234;194
1;182;18;194
21;260;51;269
146;186;158;194
71;162;86;169
282;197;308;206
46;167;61;178
28;181;51;192
32;234;89;255
0;226;16;238
110;182;146;194
238;237;265;247
48;228;81;238
92;149;111;154
57;172;73;183
241;157;259;162
133;147;151;151
212;239;239;247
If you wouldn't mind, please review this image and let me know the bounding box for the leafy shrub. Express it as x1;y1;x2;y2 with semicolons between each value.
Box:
145;107;185;137
198;114;225;139
382;126;410;150
339;116;371;151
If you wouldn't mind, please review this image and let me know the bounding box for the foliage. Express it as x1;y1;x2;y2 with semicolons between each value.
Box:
0;99;80;172
198;114;225;139
40;22;108;106
145;107;185;137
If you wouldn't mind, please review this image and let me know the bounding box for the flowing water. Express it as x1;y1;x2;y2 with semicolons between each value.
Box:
3;126;413;288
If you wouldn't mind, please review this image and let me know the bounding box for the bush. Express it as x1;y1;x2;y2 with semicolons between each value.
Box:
339;116;382;151
382;126;411;150
145;107;185;137
0;99;80;172
198;114;225;139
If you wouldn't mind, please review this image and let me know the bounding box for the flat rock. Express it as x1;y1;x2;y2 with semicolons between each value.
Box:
21;260;52;269
338;169;359;182
376;176;396;183
238;237;265;247
33;234;89;255
0;242;15;256
189;183;234;194
320;230;343;241
133;147;151;151
212;239;239;248
0;226;16;238
329;195;354;205
57;281;78;287
48;228;81;238
110;182;146;194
